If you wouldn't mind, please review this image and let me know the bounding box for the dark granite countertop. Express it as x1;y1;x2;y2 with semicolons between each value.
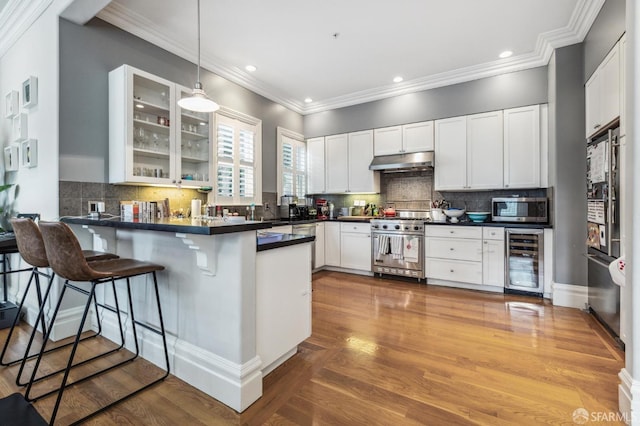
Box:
256;233;315;252
425;221;552;229
61;216;272;235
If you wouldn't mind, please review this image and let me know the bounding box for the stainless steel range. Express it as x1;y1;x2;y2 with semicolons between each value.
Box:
371;212;427;280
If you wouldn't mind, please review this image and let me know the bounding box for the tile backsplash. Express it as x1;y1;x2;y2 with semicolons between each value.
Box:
309;170;548;215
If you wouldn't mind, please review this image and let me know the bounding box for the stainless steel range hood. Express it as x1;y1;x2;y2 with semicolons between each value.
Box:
369;151;434;172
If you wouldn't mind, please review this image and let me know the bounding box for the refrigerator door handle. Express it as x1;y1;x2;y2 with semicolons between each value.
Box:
587;253;611;269
606;130;614;256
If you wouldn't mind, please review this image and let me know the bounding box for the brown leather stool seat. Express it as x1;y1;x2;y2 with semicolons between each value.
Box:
26;221;169;425
0;218;119;379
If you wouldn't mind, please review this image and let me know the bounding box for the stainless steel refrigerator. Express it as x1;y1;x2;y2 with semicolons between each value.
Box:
586;126;621;344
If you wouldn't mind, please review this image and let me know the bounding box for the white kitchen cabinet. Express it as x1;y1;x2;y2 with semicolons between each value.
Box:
503;105;540;189
325;222;341;266
325;134;349;193
434;116;467;190
307;137;325;194
585;41;620;138
315;222;326;269
374;121;433;156
467;111;503;189
340;223;371;271
348;130;379;193
256;243;311;374
373;126;402;156
325;131;379;194
425;225;505;288
435;112;502;191
109;64;212;188
482;227;505;287
403;121;434;152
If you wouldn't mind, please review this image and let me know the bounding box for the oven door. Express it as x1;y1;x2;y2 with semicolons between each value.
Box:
371;232;424;278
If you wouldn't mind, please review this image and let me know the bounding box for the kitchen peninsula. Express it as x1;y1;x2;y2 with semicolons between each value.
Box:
61;216;313;412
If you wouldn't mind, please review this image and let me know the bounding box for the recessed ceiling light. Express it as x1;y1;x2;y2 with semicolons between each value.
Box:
304;97;313;103
393;76;403;83
245;65;257;72
499;50;513;59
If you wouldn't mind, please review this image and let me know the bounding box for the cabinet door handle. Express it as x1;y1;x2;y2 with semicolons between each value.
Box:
450;269;454;273
449;247;454;251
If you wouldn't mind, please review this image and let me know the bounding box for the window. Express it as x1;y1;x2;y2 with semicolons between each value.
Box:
214;108;262;205
277;127;306;202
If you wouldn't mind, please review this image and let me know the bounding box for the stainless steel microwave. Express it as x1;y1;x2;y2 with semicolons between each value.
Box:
491;197;548;223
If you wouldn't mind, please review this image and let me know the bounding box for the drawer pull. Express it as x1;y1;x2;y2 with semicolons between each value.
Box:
450;269;454;273
449;248;454;251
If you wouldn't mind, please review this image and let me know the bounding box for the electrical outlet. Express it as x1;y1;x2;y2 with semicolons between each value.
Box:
88;201;105;214
264;202;270;210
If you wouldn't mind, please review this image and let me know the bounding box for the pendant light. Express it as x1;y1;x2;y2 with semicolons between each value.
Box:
178;0;220;113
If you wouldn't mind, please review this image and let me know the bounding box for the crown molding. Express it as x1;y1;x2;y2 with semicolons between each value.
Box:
98;0;605;116
0;0;53;58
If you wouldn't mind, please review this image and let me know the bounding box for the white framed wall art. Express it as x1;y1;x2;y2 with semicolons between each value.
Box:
12;113;27;142
21;139;37;168
4;90;18;118
4;144;19;172
22;76;37;108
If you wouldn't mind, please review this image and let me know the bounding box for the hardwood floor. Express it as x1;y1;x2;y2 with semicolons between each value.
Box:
0;271;624;425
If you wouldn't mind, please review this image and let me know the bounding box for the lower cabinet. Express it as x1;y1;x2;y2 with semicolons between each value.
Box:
340;223;371;271
325;222;341;267
425;225;505;288
482;227;505;286
315;222;326;269
256;243;311;374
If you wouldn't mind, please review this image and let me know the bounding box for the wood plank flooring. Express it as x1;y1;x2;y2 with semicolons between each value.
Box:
0;271;624;425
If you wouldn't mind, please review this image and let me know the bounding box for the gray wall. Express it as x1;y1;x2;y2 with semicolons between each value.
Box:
583;0;626;81
59;18;303;192
549;44;587;286
304;67;548;137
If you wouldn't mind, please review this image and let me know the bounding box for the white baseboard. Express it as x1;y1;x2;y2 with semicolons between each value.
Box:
48;306;94;342
551;282;588;309
319;266;373;276
95;309;263;412
426;278;504;293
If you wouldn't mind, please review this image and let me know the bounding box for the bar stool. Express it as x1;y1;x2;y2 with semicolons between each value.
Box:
0;218;119;376
26;221;169;425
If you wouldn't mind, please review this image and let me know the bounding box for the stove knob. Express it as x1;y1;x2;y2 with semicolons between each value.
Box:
414;226;420;231
394;225;400;230
382;225;388;230
405;226;410;230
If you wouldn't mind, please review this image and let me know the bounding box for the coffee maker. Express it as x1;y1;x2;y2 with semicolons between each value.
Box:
279;195;299;220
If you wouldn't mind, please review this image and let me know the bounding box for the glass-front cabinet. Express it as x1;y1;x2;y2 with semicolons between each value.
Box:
109;65;212;188
177;86;211;187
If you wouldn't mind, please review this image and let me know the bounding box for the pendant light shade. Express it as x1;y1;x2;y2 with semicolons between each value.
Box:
178;0;219;113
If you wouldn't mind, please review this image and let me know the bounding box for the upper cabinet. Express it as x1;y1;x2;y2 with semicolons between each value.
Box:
307;137;326;194
109;65;212;188
323;130;379;194
503;105;540;189
374;121;434;156
435;105;545;191
435;111;503;191
585;41;620;138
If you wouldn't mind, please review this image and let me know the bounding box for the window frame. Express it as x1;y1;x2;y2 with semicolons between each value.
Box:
276;127;306;204
212;107;262;206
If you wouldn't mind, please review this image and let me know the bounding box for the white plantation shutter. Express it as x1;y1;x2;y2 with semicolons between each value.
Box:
277;128;307;202
213;109;262;204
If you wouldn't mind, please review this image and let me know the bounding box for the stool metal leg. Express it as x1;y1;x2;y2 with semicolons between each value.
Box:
0;267;39;366
20;279;126;388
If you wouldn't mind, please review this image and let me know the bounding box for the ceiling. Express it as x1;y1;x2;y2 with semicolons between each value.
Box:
3;0;606;115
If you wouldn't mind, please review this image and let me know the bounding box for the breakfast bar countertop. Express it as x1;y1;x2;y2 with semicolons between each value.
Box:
60;216;272;235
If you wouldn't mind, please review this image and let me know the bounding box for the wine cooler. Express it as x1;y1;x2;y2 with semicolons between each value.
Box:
505;229;544;295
